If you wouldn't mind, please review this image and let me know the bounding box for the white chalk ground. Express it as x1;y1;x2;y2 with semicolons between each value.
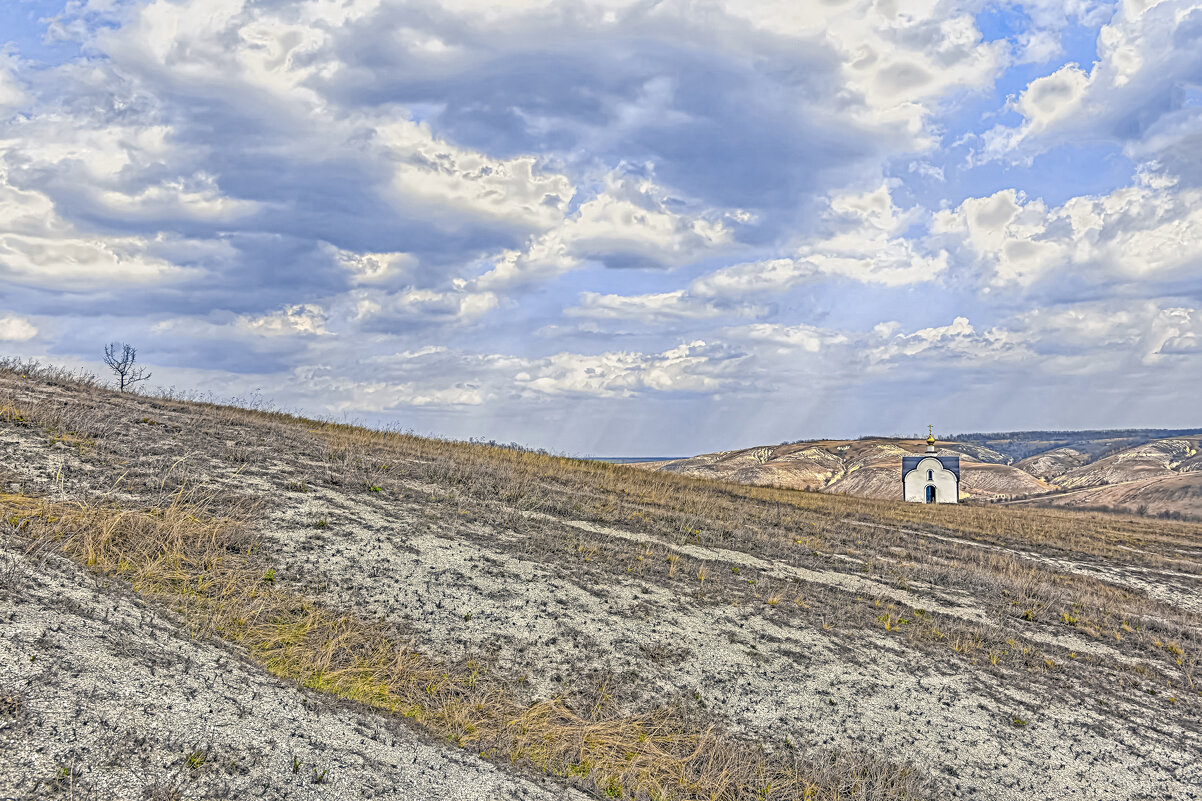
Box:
0;549;589;801
260;486;1202;801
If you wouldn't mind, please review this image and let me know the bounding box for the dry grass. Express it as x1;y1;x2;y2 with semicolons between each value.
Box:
292;423;1201;685
2;354;1194;562
1;356;1197;694
1;489;930;801
1;358;1199;751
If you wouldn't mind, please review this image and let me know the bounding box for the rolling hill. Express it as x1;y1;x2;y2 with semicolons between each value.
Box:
637;430;1202;518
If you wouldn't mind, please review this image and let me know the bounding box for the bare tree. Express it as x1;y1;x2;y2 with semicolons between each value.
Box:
103;342;152;391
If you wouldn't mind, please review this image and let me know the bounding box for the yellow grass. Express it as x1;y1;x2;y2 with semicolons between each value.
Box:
2;491;926;801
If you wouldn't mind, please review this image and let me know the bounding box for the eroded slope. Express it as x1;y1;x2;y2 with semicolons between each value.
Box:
2;368;1200;801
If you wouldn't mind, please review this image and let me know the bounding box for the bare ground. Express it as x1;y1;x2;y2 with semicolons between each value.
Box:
0;548;588;801
1;367;1200;800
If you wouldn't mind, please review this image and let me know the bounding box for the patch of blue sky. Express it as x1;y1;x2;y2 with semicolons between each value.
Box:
0;0;80;63
896;139;1134;211
946;11;1107;138
975;2;1109;68
883;12;1126;216
404;102;447;125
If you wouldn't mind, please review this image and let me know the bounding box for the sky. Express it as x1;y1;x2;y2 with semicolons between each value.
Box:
0;0;1200;456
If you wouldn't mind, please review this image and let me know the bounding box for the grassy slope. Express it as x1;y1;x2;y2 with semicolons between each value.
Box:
1;360;1201;800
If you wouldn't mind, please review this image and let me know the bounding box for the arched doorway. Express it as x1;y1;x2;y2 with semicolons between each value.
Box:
925;485;937;503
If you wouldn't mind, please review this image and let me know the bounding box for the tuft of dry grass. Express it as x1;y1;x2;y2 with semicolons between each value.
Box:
1;490;930;801
0;403;26;423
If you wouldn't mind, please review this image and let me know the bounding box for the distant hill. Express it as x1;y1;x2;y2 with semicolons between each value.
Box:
950;428;1202;463
637;429;1202;517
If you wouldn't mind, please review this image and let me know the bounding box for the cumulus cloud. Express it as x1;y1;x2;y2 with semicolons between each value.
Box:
0;314;37;341
242;304;331;337
863;316;1032;366
329;246;418;287
979;0;1202;180
374;118;574;231
93;173;260;223
0;165;193;289
1011;300;1202;366
346;286;500;330
716;0;1009;145
0;0;1008;309
517;340;748;398
476;169;735;288
687;182;949;302
729;322;847;354
552;181;952;332
933;173;1202;287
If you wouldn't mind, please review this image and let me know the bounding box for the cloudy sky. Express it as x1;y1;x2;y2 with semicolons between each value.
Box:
1;0;1200;455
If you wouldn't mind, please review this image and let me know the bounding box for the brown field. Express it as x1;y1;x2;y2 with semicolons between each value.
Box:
1;359;1200;800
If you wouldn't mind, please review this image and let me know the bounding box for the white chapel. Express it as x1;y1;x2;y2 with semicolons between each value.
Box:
901;427;960;504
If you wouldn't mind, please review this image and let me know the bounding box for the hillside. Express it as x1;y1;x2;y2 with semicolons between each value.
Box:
1016;473;1202;518
640;431;1202;516
1;361;1200;801
639;440;1050;501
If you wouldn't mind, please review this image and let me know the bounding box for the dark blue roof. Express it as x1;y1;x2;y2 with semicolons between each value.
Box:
902;454;961;481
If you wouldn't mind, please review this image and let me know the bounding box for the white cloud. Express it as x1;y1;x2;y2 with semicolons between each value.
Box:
517;340;747;398
1;117;177;184
1012;300;1202;366
151;304;332;339
0;231;184;287
979;0;1202;170
94;173;260;222
715;0;1008;145
908;160;946;181
864;315;1033;366
28;1;580;246
0;54;28;111
566;290;765;323
731;322;847;353
375;119;574;231
1015;27;1065;64
934;176;1202;286
566;182;950;323
692;182;947;298
347;287;500;326
328;245;418;286
0;170;189;288
476;170;734;288
242;304;330;336
291;337;750;412
0;315;37;341
1015;63;1091;133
